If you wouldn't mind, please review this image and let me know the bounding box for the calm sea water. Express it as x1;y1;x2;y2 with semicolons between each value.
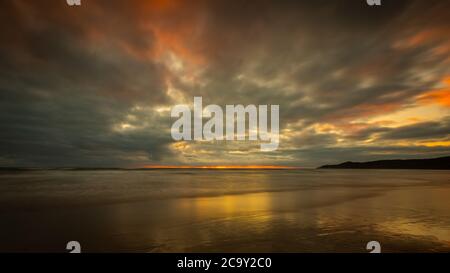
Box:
0;169;449;252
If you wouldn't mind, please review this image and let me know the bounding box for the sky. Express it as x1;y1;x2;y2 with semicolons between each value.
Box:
0;0;449;168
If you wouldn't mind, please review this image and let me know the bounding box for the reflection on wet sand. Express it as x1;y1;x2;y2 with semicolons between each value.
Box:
0;169;449;252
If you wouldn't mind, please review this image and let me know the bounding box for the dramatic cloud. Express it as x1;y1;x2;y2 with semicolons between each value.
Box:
0;0;449;167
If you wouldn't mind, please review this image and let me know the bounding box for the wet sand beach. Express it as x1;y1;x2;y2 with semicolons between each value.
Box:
0;169;449;252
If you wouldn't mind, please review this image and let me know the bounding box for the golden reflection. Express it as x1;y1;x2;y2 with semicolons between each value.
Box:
377;219;450;242
177;192;274;222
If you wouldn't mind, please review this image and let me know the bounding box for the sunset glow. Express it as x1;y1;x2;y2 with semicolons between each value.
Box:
1;0;450;256
0;0;448;168
142;165;301;170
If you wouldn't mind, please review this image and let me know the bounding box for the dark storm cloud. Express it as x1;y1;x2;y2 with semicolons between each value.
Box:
337;117;450;142
174;0;449;125
379;118;450;140
0;0;174;167
0;0;449;167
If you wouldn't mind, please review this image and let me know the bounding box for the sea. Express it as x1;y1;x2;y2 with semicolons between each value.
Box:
0;169;449;252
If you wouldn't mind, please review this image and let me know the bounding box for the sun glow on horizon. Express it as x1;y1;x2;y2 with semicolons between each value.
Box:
141;165;301;170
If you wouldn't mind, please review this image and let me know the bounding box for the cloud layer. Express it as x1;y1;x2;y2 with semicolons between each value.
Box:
0;0;449;167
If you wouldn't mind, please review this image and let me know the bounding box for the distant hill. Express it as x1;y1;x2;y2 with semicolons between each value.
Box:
318;156;450;170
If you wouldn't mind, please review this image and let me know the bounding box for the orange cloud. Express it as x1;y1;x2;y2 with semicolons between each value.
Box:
396;28;450;49
122;0;205;65
420;140;450;147
327;102;401;123
417;76;450;108
418;90;450;107
152;25;205;66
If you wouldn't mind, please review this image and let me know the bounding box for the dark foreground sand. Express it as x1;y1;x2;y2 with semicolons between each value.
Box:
0;169;449;252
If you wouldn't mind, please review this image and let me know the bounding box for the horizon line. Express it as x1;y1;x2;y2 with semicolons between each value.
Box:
140;165;303;170
0;165;306;170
